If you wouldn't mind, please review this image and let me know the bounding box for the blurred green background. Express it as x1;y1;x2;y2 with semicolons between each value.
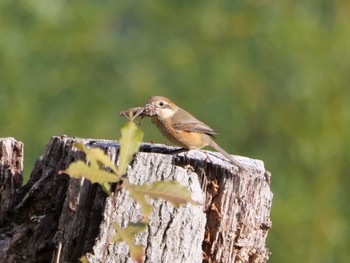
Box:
1;0;349;262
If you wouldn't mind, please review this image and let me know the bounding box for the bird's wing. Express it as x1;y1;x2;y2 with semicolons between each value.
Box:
171;108;218;136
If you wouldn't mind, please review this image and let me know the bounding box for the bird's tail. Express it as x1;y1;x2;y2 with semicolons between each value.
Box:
209;140;247;171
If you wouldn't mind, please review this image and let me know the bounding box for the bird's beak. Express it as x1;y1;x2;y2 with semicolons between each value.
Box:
144;103;157;116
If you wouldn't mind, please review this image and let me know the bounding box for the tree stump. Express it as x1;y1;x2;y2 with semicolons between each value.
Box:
0;138;23;226
0;136;272;263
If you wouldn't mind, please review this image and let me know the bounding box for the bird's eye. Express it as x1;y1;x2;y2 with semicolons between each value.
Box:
158;101;165;107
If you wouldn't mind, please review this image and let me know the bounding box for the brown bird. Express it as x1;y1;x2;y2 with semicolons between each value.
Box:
145;96;246;171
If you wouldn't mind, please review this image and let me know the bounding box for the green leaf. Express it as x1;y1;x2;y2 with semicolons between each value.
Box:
111;222;146;262
101;182;111;194
127;181;200;208
74;143;87;151
125;183;152;218
74;143;118;174
118;121;143;175
79;256;89;263
64;160;119;184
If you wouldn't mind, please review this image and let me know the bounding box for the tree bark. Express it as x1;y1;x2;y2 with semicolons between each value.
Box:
0;138;23;226
0;136;272;263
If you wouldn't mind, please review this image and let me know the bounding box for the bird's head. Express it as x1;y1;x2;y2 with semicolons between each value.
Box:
145;96;178;119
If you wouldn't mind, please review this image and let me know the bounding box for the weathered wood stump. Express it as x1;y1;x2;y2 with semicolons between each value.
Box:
0;138;24;226
0;136;272;263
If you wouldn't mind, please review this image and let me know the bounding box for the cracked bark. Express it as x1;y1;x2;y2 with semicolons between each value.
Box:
0;138;23;226
0;136;272;263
